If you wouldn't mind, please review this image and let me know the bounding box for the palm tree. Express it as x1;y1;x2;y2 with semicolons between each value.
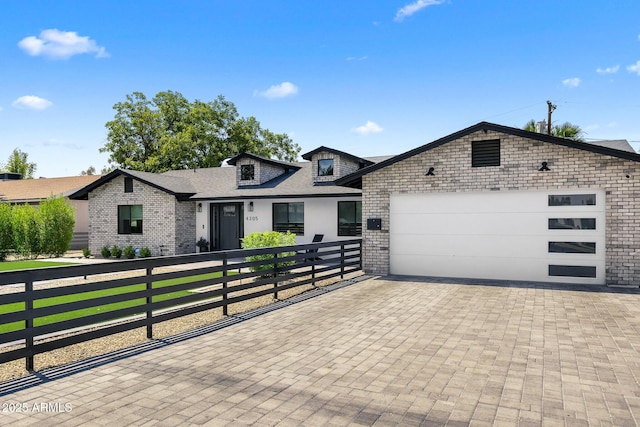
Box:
523;120;585;142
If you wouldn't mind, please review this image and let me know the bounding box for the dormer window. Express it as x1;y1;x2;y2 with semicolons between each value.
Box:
241;165;255;181
318;159;334;176
124;177;133;193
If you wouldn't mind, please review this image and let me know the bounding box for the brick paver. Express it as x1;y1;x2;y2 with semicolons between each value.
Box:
2;276;640;426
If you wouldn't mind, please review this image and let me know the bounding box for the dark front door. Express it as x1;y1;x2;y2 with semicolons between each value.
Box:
212;203;244;250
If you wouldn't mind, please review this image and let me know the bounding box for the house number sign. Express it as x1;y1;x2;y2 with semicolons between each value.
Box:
245;216;259;221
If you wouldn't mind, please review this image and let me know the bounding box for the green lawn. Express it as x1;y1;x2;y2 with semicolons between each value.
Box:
0;260;77;272
0;271;231;334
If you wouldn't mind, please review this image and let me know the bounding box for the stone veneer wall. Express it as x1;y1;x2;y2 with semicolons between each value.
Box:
311;153;361;183
88;175;196;257
236;158;284;186
362;129;640;285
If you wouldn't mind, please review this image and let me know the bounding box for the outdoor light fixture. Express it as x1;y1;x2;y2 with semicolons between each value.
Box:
426;167;435;176
249;201;254;212
539;162;550;172
197;203;202;212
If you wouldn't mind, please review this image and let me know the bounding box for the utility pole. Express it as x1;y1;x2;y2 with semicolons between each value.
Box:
547;100;556;135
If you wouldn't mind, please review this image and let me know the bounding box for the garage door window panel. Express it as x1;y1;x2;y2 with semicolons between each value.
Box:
549;241;596;254
548;218;596;230
548;194;596;206
549;265;597;278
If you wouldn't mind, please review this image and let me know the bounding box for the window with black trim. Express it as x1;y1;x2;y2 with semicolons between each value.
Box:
548;218;596;230
548;242;596;254
118;205;143;234
338;201;362;236
471;140;500;167
318;159;334;176
548;194;596;206
273;202;304;234
549;265;596;278
124;177;133;193
241;165;255;181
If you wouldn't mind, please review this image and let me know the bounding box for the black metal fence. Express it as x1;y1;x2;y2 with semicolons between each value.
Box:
0;239;361;371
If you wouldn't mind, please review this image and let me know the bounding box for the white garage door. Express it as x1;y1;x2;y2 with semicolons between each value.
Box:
390;190;605;284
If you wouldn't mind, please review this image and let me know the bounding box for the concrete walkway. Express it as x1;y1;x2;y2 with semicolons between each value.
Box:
2;276;640;426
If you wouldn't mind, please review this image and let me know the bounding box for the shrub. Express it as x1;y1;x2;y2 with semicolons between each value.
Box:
111;245;123;259
12;203;42;259
123;245;136;259
139;247;152;258
0;203;13;261
39;196;75;258
241;231;296;275
82;248;91;258
101;245;111;258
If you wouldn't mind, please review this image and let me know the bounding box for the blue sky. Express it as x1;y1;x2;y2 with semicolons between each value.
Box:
2;0;640;178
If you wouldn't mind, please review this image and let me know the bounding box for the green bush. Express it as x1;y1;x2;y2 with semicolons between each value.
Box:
12;204;42;259
39;196;75;257
241;231;296;275
139;247;152;258
111;245;123;259
123;245;136;259
82;248;91;258
0;203;13;261
101;245;111;258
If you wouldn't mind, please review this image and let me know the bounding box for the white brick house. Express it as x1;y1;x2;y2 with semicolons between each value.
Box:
336;122;640;286
70;147;382;257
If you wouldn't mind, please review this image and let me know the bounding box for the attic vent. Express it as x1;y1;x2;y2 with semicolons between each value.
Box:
472;140;500;167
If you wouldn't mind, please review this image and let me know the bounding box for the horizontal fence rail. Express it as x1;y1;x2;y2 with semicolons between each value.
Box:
0;239;362;371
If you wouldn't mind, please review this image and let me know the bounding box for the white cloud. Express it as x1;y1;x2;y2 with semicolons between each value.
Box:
346;56;368;61
18;29;109;60
596;65;619;74
562;77;581;88
627;60;640;76
12;95;53;110
395;0;446;22
352;121;384;135
255;82;299;99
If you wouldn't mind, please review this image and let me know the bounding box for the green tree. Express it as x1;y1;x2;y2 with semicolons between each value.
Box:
0;203;13;260
12;203;42;259
524;120;585;142
39;196;75;257
80;166;96;176
4;148;36;178
101;91;301;173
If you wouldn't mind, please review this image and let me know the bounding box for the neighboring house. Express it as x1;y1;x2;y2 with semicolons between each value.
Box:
336;121;640;286
0;174;102;249
69;147;384;257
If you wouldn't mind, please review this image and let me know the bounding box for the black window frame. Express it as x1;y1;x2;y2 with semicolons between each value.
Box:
549;265;597;278
118;205;143;235
548;241;596;254
272;202;304;235
338;201;362;236
548;218;596;230
471;139;500;167
318;159;334;176
548;194;596;206
124;177;133;193
240;164;255;181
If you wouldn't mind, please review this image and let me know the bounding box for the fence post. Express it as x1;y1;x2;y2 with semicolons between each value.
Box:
311;256;316;287
25;279;34;372
340;243;345;279
273;251;279;300
358;240;362;271
222;255;228;316
146;267;153;339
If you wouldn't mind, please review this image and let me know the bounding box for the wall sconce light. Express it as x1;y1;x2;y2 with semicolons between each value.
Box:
539;162;550;172
197;202;202;212
426;167;435;176
249;201;254;212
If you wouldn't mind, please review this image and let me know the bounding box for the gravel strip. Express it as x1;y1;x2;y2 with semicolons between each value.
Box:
0;267;362;383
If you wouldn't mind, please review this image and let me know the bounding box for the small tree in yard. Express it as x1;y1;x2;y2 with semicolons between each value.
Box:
39;196;75;257
241;231;296;275
0;203;13;260
11;204;42;259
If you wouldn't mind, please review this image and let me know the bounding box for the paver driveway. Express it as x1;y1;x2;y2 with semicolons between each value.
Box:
2;276;640;426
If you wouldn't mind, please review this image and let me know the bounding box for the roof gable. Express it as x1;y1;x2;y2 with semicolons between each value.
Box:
301;146;375;167
336;121;640;188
